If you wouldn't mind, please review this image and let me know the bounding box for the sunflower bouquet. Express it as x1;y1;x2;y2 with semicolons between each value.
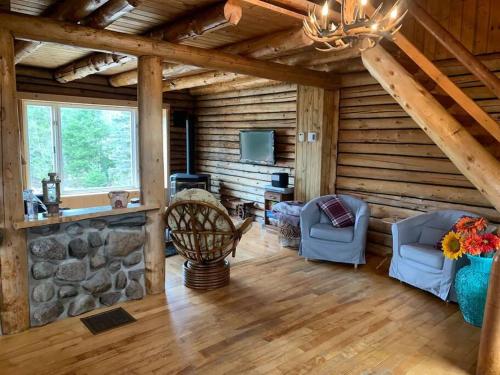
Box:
441;216;500;260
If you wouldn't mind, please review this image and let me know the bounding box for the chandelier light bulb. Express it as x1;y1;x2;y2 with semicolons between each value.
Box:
322;1;329;17
302;0;407;52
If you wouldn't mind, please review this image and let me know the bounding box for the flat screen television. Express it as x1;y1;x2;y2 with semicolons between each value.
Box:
239;130;275;165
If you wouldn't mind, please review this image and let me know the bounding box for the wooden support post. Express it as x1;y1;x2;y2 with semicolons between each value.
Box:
409;2;500;99
138;55;165;294
0;28;29;334
295;86;339;201
361;44;500;211
477;252;500;375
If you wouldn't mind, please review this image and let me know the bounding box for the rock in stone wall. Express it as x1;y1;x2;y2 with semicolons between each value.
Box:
27;213;147;327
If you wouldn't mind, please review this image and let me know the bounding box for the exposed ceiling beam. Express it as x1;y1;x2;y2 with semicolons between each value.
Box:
109;26;313;87
83;0;141;29
53;0;242;83
190;76;279;95
14;0;109;64
161;42;359;91
0;11;339;89
237;0;305;20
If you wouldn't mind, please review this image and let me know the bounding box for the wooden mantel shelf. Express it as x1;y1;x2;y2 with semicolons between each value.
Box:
13;203;161;230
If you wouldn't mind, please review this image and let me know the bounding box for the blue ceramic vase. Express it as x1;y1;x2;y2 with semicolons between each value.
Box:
455;254;493;327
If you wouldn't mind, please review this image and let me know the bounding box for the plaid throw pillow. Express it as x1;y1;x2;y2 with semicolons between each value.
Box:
318;197;355;228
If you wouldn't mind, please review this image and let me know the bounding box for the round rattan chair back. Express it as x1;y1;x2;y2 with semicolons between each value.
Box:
165;200;239;265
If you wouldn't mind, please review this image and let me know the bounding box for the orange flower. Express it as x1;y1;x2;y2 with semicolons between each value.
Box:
455;217;488;235
462;234;483;255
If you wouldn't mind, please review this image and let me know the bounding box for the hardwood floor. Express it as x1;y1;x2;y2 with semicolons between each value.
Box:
0;226;480;374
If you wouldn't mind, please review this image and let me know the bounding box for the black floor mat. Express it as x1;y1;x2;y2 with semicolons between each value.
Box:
81;307;136;335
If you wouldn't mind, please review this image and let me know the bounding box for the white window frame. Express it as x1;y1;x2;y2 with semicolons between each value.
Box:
22;99;140;195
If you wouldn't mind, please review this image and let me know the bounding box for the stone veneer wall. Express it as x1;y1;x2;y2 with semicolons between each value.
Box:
27;213;147;327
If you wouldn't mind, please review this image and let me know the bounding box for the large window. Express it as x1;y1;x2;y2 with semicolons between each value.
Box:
23;101;139;195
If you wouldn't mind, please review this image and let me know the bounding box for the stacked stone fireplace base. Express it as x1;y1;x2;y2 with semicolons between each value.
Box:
27;213;147;327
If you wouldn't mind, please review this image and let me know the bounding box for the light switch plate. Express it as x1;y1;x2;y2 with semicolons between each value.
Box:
298;132;305;142
308;132;317;142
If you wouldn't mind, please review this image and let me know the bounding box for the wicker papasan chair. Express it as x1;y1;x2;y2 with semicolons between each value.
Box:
165;189;252;290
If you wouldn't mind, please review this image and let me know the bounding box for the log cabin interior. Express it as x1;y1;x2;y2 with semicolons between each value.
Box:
0;0;499;374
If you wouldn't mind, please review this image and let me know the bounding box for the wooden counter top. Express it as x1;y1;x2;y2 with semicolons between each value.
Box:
14;203;161;230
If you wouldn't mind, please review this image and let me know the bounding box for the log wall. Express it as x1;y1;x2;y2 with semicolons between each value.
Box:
337;55;500;257
192;57;499;257
194;83;297;218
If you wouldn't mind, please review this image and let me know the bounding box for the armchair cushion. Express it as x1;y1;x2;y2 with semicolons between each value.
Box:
418;226;446;246
310;223;354;243
318;196;355;228
400;243;445;270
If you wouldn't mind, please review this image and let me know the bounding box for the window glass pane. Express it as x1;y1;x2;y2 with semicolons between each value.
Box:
60;106;135;193
26;104;55;193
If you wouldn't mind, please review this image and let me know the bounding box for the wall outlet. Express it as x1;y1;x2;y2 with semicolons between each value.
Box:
307;132;317;142
298;132;305;142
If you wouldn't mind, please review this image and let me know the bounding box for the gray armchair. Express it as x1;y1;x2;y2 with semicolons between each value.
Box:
300;195;369;266
389;210;478;301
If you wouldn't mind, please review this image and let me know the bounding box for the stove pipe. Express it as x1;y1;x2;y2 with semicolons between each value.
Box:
173;110;195;174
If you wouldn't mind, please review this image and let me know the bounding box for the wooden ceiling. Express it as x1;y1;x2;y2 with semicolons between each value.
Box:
7;0;500;86
11;0;301;74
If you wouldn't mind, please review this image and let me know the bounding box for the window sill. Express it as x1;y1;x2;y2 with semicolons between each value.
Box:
14;203;161;230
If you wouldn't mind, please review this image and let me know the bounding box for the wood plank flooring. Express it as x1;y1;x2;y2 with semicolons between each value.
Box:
0;226;480;374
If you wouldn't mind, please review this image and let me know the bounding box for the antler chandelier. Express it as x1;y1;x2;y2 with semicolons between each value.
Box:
303;0;407;51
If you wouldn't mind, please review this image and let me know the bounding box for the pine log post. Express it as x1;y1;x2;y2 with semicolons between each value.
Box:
138;56;166;294
0;28;30;334
477;252;500;375
295;86;339;201
361;44;500;211
14;0;108;63
55;0;242;83
408;2;500;99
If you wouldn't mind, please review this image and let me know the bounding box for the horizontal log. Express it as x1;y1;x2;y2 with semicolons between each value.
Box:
339;129;433;144
196;102;296;115
337;143;445;158
83;0;140;29
337;165;474;188
190;77;280;96
56;0;242;83
337;154;460;174
196;83;296;100
337;176;491;207
196;91;296;108
14;0;109;63
111;26;312;87
340;118;418;130
196;112;296;122
0;12;337;89
339;189;500;223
